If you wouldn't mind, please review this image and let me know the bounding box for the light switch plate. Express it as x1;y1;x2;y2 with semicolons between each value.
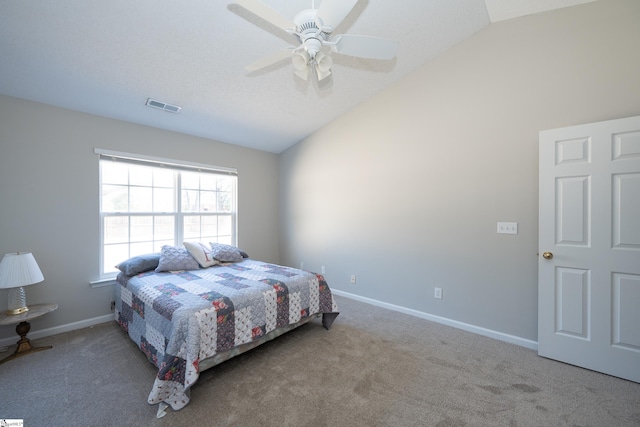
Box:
497;222;518;235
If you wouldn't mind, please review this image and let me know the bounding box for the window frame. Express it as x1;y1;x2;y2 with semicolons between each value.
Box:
96;148;238;279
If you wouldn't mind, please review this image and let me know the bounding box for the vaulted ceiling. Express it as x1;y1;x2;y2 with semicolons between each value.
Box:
0;0;596;153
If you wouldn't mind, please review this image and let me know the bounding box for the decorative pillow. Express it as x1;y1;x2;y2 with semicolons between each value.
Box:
115;253;161;276
155;245;200;272
209;243;244;263
184;241;219;268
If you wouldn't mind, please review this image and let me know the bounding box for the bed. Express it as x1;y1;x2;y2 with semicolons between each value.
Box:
113;244;338;417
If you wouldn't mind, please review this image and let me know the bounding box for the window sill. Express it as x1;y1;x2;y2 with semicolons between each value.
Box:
89;278;116;288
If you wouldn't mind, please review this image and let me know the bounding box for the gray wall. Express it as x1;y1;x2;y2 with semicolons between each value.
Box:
0;96;279;342
278;0;640;341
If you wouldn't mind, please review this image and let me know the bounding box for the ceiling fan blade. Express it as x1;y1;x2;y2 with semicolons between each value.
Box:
245;49;293;72
330;34;398;60
316;0;358;32
236;0;295;30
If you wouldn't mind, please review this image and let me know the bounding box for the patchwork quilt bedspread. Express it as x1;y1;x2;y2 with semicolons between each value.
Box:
115;259;338;411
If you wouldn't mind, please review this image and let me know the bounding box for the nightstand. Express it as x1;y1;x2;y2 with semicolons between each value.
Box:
0;303;58;365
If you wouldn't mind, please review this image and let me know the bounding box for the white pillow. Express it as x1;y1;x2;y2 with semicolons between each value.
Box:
183;241;219;268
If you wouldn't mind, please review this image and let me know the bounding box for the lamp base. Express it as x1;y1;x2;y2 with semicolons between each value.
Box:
6;306;29;315
7;286;29;315
0;320;52;365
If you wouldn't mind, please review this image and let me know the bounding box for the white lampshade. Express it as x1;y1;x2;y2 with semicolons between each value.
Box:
0;252;44;315
0;252;44;288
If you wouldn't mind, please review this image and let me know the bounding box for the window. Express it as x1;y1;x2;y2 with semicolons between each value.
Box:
97;149;237;277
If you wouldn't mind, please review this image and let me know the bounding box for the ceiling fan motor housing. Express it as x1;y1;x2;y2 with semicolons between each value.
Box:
294;9;330;61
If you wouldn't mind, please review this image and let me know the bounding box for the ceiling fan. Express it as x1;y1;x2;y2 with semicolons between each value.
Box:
235;0;398;81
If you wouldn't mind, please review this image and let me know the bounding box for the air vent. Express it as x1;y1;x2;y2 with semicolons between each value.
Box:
145;98;182;113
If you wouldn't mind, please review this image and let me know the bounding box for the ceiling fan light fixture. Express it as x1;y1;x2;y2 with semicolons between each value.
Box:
292;51;310;80
294;67;310;81
292;52;309;80
314;52;332;81
315;52;332;73
292;51;310;71
315;64;332;81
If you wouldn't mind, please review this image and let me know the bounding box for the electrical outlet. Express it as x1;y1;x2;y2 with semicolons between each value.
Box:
321;266;326;274
434;287;443;299
300;261;304;270
350;274;356;284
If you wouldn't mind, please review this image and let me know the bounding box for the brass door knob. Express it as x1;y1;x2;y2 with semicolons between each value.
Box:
542;251;553;260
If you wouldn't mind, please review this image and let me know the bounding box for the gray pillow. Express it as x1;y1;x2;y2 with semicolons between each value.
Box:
116;253;161;276
209;243;244;263
155;245;200;272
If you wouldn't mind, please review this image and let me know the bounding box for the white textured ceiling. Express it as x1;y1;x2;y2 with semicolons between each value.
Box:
0;0;596;153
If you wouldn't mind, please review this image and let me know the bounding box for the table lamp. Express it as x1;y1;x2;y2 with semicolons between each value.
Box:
0;252;44;315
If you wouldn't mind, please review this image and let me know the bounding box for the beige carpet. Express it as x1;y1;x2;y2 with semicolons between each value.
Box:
0;295;638;426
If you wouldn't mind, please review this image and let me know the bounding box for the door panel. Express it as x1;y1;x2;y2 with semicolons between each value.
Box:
555;267;590;339
612;273;640;351
556;176;590;246
539;115;640;383
612;173;640;248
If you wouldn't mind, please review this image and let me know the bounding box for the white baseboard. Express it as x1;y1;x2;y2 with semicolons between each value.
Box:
1;293;539;352
332;289;538;351
0;313;115;348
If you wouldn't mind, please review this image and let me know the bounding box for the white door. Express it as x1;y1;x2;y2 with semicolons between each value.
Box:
538;115;640;383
